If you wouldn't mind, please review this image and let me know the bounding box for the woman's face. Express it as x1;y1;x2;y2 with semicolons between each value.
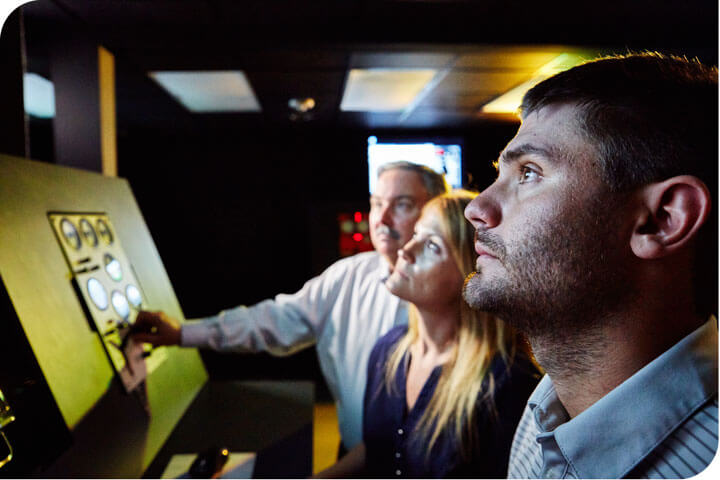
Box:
386;208;463;311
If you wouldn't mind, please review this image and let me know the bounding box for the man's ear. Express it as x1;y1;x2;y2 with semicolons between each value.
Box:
630;176;711;259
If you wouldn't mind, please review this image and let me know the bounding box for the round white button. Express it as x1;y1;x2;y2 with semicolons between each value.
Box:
87;278;108;310
395;470;401;476
395;452;401;458
397;428;404;435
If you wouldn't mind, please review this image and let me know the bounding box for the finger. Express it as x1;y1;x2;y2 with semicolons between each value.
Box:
134;312;153;325
130;333;158;344
136;310;162;320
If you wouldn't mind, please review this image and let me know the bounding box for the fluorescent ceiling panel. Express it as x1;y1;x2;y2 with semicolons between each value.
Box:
340;69;438;112
481;53;588;115
149;71;261;112
23;72;55;118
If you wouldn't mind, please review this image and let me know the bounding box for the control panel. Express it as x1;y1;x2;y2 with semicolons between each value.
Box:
48;213;164;394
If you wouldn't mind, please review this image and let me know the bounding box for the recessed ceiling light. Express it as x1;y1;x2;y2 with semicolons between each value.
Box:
340;69;438;112
148;71;261;113
23;72;55;118
480;53;589;115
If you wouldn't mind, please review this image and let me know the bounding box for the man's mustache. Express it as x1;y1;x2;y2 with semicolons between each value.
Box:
376;225;401;240
474;230;507;261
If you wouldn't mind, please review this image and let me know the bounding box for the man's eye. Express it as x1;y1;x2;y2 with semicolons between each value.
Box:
427;240;440;253
519;166;540;184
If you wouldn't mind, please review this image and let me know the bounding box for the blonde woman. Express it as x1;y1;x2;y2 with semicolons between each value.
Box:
317;190;539;478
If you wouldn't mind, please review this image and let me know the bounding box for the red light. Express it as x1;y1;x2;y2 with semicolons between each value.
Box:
353;233;363;242
354;211;362;223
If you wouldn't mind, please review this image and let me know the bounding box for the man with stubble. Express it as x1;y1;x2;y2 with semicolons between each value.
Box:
463;53;717;478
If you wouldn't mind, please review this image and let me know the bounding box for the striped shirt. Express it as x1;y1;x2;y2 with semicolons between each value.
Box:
508;318;718;479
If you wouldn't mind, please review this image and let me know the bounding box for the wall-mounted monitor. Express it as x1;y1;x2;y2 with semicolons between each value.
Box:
367;136;463;193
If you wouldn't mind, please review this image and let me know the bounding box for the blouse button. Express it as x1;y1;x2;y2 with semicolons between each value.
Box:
397;428;404;435
395;469;402;476
395;452;401;458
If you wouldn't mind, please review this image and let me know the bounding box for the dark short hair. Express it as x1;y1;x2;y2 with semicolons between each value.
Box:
522;52;718;316
377;161;449;198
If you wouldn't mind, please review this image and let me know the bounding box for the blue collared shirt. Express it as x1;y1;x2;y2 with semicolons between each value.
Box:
508;318;718;478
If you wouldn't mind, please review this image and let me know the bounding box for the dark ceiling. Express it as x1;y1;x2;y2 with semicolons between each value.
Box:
19;0;719;132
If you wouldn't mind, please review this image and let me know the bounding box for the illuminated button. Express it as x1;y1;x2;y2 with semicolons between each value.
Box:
79;219;98;247
96;219;114;245
397;428;404;435
125;284;142;308
104;254;123;282
87;278;108;310
60;218;81;250
111;291;130;320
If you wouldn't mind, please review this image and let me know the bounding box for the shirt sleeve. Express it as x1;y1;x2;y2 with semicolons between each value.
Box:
179;256;354;356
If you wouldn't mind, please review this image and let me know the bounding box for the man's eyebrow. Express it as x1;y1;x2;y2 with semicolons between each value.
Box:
369;194;417;202
499;144;560;165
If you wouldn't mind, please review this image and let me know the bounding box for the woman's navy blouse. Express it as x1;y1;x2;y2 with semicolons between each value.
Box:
363;325;539;478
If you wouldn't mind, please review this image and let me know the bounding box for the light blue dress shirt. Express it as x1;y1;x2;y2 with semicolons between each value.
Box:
508;318;718;478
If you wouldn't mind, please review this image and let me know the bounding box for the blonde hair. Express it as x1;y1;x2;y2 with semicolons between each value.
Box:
383;190;521;460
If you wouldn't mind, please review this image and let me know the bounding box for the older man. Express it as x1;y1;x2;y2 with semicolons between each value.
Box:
132;161;447;451
463;53;717;478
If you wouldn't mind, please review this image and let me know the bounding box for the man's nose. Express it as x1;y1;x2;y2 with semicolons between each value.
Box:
380;204;394;226
465;186;501;230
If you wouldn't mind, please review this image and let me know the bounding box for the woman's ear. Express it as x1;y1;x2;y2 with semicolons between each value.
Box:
630;176;711;259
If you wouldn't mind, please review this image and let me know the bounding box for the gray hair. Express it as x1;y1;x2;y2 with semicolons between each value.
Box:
377;161;449;198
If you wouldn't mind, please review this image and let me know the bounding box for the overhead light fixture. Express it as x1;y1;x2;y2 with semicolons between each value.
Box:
148;71;261;112
288;97;316;122
23;72;55;118
288;97;316;113
340;69;438;112
481;53;589;115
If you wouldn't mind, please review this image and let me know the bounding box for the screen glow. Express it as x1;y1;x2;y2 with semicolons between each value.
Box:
368;137;462;193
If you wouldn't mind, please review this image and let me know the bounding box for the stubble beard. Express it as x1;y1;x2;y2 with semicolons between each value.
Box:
463;193;632;375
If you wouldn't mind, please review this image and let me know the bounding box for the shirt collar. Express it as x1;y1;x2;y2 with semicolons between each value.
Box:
527;375;570;433
531;317;718;479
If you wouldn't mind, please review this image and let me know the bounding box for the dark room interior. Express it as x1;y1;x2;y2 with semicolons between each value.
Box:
0;0;717;477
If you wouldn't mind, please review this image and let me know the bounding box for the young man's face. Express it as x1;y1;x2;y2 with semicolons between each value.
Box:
463;103;634;334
